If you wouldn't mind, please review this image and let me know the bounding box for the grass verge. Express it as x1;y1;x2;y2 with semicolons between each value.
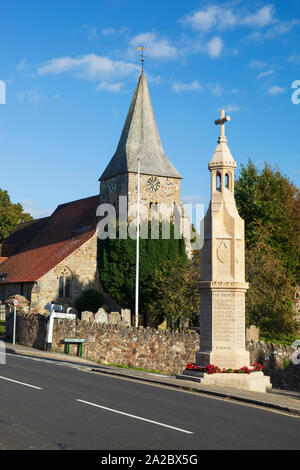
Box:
97;361;165;375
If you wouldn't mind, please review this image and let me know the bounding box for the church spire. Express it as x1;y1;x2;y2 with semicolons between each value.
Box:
99;71;182;181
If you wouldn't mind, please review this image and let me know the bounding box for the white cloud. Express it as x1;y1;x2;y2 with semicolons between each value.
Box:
38;54;140;81
181;4;276;33
206;36;223;58
221;104;248;113
83;24;98;40
102;27;116;36
172;80;203;93
249;60;267;69
16;59;28;71
289;54;300;64
17;87;44;104
210;83;224;96
180;3;300;43
180;5;236;32
265;19;300;38
129;32;177;60
241;5;277;28
257;69;275;78
96;81;124;92
268;85;286;95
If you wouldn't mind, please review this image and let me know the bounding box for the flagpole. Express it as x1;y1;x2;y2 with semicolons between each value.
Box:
135;157;141;328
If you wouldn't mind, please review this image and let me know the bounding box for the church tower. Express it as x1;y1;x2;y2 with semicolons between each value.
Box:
99;70;185;227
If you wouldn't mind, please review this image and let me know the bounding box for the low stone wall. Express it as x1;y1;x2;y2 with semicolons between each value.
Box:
5;313;300;390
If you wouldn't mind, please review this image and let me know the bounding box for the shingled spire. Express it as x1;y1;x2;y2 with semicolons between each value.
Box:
99;71;182;181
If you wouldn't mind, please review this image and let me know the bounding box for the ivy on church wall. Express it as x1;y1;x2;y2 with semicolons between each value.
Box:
98;222;186;326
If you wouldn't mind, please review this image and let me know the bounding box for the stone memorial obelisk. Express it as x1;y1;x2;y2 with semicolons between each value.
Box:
178;110;271;392
197;109;250;370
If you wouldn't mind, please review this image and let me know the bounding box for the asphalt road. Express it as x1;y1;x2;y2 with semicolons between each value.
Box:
0;353;299;450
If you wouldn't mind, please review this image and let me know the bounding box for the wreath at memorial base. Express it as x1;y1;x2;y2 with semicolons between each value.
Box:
186;363;263;375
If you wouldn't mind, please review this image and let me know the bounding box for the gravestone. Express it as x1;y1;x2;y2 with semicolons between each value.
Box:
67;307;78;316
81;311;93;322
95;308;109;324
121;308;131;326
109;312;121;325
178;110;271;393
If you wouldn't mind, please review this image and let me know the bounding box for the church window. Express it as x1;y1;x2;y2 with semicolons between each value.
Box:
58;267;72;299
216;172;221;191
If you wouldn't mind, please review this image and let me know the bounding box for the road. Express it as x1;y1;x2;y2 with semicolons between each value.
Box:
0;353;299;450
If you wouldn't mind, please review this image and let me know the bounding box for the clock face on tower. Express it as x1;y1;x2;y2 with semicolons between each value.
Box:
147;176;160;192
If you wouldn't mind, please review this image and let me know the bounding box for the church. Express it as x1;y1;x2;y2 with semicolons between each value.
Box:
0;69;188;312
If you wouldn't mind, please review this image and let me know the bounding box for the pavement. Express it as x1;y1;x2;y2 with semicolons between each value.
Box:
3;341;300;417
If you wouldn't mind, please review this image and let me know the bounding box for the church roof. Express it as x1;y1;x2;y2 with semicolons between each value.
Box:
0;195;99;284
100;71;182;181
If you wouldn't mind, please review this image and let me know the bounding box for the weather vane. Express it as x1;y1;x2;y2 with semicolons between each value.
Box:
136;46;147;71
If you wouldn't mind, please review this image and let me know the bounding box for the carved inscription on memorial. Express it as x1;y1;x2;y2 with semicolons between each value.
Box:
212;291;246;351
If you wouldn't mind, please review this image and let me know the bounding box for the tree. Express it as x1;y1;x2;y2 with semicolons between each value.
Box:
245;224;296;336
0;188;32;243
74;288;105;314
235;160;300;283
235;160;299;337
146;251;200;330
98;222;187;325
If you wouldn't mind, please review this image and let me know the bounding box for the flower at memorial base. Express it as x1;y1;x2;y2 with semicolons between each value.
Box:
185;362;264;374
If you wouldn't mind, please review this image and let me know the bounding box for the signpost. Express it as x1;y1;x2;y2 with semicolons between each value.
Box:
12;298;19;345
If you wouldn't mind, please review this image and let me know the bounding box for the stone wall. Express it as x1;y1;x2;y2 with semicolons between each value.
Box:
6;312;300;391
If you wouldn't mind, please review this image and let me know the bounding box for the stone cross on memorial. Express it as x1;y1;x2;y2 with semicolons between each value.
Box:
215;109;231;143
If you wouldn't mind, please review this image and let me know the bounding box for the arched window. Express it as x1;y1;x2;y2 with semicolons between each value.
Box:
225;173;229;189
216;172;221;191
58;267;72;299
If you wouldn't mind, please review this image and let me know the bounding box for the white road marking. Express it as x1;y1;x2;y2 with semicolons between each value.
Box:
6;353;84;369
0;375;43;390
76;399;193;434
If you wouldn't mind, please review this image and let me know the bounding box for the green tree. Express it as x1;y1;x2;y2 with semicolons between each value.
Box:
74;288;105;314
245;224;296;336
146;251;200;330
0;188;32;242
98;222;187;325
235;160;300;282
235;160;299;337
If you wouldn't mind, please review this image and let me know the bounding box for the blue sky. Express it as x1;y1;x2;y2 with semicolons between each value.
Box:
1;0;299;218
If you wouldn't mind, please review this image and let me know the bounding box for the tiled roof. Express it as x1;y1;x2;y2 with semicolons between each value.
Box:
0;195;99;283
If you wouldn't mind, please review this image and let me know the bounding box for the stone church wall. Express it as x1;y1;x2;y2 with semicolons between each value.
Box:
6;312;300;391
31;234;100;312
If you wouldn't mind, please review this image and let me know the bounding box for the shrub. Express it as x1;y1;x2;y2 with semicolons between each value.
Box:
74;289;105;314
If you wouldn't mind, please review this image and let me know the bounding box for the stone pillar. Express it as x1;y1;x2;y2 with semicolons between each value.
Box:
196;282;250;369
